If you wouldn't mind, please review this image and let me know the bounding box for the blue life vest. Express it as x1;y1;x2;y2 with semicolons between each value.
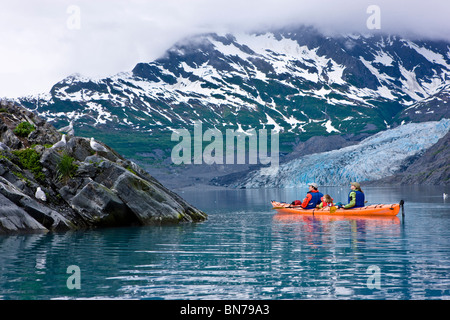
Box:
305;191;324;209
348;190;365;208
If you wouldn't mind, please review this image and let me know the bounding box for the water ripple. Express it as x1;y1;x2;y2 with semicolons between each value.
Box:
1;186;450;299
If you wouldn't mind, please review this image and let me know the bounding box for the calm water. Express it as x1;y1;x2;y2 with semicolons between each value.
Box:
1;186;449;300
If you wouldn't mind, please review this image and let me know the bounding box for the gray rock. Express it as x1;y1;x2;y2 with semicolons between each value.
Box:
112;172;206;224
66;137;94;161
76;161;98;177
0;177;71;231
0;102;207;234
68;180;139;227
28;124;60;146
92;158;127;189
1;127;22;149
0;193;47;234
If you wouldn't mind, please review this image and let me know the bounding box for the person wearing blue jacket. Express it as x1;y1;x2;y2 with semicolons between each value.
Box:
338;182;365;209
291;183;323;209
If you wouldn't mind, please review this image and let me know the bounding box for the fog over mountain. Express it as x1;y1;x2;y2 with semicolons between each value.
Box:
2;0;450;97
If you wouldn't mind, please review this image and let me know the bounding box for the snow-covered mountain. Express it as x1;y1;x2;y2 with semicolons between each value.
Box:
18;26;450;162
228;119;450;188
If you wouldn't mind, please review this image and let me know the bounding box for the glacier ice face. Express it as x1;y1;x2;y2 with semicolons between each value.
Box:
235;119;450;188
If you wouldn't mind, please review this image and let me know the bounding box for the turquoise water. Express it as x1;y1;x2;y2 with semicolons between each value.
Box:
1;186;449;300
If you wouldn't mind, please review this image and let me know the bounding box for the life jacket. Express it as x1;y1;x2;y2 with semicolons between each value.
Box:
305;191;324;209
348;190;365;208
320;196;334;207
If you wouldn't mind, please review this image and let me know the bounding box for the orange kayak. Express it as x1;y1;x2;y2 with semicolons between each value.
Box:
271;201;401;217
273;212;401;225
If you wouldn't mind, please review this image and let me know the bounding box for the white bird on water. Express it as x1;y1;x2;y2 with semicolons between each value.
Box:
51;134;67;149
35;187;46;202
90;137;108;154
444;193;448;200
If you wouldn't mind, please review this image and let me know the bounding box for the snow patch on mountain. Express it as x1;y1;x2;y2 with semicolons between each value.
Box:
323;120;340;133
372;50;394;66
359;57;395;84
403;40;450;69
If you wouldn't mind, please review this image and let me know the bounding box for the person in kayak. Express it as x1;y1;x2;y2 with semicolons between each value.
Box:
337;182;365;209
291;183;324;209
316;194;334;209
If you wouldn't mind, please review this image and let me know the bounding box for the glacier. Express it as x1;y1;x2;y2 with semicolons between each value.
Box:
233;119;450;188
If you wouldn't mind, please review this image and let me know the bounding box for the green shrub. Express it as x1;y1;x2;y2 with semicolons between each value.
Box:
14;122;35;137
57;153;78;182
126;166;137;175
12;148;45;181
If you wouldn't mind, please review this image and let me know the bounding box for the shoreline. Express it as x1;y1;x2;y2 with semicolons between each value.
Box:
168;180;450;193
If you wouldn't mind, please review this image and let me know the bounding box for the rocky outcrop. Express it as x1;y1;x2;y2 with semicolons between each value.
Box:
0;102;207;234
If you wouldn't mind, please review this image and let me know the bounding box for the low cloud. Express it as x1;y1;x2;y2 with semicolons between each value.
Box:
1;0;449;98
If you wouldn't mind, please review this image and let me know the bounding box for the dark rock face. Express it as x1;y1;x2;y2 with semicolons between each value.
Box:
0;192;48;233
371;131;450;185
399;132;449;184
0;102;207;234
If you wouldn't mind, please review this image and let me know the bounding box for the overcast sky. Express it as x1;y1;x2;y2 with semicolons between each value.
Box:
1;0;449;98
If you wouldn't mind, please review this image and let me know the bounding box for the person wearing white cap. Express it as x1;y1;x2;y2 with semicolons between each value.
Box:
291;182;323;209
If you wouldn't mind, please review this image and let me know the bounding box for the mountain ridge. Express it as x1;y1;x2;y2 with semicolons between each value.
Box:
15;26;450;184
